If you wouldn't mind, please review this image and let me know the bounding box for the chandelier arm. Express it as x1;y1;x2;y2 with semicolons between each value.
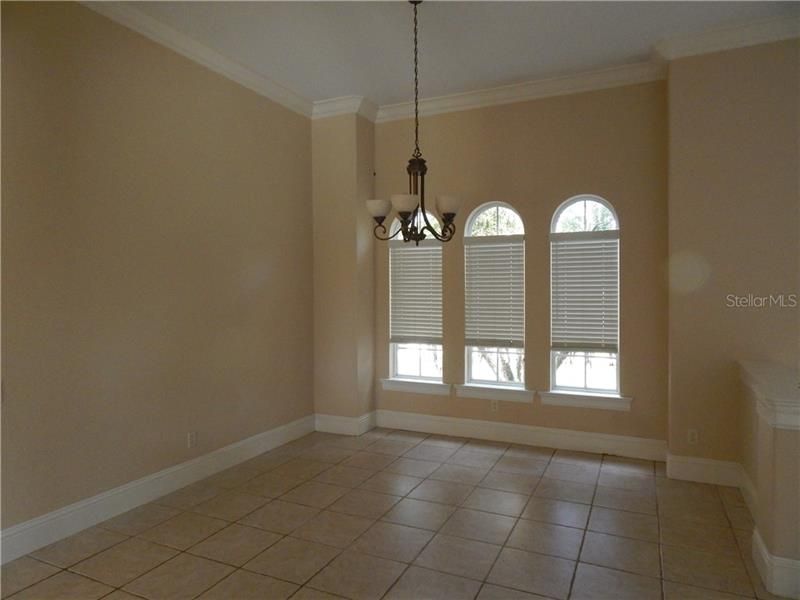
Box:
373;222;404;241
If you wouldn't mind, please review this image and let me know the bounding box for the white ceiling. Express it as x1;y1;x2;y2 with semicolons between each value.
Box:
130;1;798;106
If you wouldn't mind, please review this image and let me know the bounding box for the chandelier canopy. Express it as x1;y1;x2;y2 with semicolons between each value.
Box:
366;0;460;245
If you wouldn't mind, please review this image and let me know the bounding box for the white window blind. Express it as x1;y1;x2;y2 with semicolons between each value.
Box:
390;240;442;344
465;235;525;348
551;230;619;351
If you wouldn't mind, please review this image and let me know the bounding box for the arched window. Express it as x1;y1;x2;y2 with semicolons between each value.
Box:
389;214;443;380
464;202;525;387
550;195;619;393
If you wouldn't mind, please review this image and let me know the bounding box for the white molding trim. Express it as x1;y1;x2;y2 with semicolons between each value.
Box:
753;528;800;599
739;360;800;431
539;391;631;412
83;2;313;117
666;453;743;487
312;96;378;122
315;412;376;436
375;409;666;460
375;61;665;123
655;15;800;61
0;415;314;564
455;385;534;403
381;379;452;397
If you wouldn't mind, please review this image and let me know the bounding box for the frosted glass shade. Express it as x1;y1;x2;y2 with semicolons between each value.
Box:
366;198;391;218
391;194;419;213
438;195;460;215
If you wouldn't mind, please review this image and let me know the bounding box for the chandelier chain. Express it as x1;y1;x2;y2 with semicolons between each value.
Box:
412;1;421;159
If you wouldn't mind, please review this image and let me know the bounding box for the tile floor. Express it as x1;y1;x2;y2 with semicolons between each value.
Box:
2;428;783;600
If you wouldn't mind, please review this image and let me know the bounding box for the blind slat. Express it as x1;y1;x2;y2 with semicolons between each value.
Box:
390;244;442;344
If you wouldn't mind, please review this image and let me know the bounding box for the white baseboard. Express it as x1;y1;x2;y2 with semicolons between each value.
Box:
315;412;376;436
0;415;314;564
753;528;800;599
375;409;666;460
666;453;743;487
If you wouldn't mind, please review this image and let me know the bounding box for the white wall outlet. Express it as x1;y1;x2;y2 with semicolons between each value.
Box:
187;431;198;449
490;399;499;413
687;429;698;445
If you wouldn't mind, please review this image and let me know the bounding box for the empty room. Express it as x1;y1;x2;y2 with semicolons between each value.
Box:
2;1;798;599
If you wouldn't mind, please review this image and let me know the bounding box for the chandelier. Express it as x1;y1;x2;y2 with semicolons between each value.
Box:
366;0;460;245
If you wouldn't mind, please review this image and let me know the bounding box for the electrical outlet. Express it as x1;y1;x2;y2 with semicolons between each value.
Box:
187;431;198;449
490;399;499;413
687;429;698;445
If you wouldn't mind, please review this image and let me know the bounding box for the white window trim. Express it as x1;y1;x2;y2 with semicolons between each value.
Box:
455;384;534;403
381;378;452;396
539;390;632;412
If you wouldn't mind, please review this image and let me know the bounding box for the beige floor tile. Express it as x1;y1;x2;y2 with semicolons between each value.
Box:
463;487;528;516
382;497;455;530
360;471;423;496
188;523;281;566
505;444;555;460
507;519;583;560
102;591;142;600
429;463;489;485
404;443;458;462
351;521;433;562
655;461;667;477
196;569;298;599
270;458;333;481
597;470;655;493
308;550;406;600
544;462;600;485
534;478;595;505
409;479;474;505
313;465;374;487
493;455;549;476
328;435;379;452
9;570;112;600
663;580;754;599
137;512;227;550
70;537;177;587
587;506;658;542
238;472;305;498
123;553;234;600
240;450;294;472
580;530;660;577
191;491;267;521
739;540;784;600
301;445;356;464
342;452;397;472
244;536;339;584
292;586;347;599
386;430;429;443
293;510;374;548
522;497;590;528
238;500;320;534
487;547;574;599
202;464;262;489
601;456;655;476
280;481;350;508
385;566;481;600
155;482;221;510
661;516;740;555
440;508;516;545
414;534;500;580
477;583;547;599
725;505;755;530
99;504;182;536
480;470;540;495
464;440;509;454
328;488;401;519
422;434;467;449
659;500;730;527
551;450;602;467
385;457;442;478
593;485;656;515
368;438;419;456
31;526;127;568
1;556;60;598
718;486;747;509
662;545;754;597
570;563;660;600
447;449;501;469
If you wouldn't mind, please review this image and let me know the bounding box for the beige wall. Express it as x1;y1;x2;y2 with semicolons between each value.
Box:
668;41;799;461
374;82;669;441
2;3;313;527
312;114;375;419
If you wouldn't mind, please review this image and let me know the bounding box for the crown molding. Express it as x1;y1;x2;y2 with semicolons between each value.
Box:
312;96;379;122
374;61;666;123
655;15;800;61
83;2;313;117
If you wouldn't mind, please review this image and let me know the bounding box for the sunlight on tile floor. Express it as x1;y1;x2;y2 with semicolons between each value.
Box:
2;428;780;600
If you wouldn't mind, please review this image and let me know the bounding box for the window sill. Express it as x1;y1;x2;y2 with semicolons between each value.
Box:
539;390;632;412
456;384;534;403
381;379;451;396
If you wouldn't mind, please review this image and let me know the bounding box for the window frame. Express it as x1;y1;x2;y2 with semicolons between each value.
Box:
390;342;444;382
